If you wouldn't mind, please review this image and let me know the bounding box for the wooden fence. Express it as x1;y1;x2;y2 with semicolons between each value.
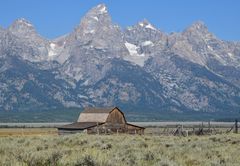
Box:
145;120;239;136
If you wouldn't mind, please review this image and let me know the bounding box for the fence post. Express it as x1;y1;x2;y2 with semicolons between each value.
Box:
234;119;238;133
208;121;211;133
97;122;99;135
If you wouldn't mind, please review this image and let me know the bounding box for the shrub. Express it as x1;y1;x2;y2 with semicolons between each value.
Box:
101;143;112;150
155;158;178;166
143;151;154;161
138;141;148;148
49;150;62;166
17;138;25;144
36;146;43;151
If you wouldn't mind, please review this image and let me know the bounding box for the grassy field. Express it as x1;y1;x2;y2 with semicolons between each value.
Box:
0;128;240;166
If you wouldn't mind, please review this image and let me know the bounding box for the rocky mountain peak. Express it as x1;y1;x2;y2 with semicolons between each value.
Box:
7;18;51;62
190;21;207;29
124;19;167;56
8;18;36;36
69;4;126;51
183;21;211;37
91;3;108;15
71;4;113;41
13;18;34;27
138;19;157;31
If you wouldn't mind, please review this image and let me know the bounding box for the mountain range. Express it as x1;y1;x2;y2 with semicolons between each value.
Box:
1;4;240;115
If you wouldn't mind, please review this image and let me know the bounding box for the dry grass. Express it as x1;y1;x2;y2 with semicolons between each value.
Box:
0;128;57;137
0;128;240;166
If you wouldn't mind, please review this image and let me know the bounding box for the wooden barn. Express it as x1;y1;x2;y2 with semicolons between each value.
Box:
58;107;144;135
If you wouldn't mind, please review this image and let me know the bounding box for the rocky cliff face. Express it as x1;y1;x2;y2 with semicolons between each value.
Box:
0;4;240;112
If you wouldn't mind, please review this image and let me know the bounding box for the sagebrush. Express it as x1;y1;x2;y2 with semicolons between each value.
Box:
0;133;240;166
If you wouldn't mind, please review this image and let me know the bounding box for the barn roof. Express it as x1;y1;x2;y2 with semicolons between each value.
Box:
78;113;109;123
82;107;115;113
77;107;120;123
126;123;145;129
58;122;103;130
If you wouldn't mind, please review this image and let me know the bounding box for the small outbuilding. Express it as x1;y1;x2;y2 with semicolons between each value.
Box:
58;107;144;135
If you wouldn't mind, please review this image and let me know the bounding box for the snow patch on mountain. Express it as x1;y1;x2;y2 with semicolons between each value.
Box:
139;21;156;30
145;24;156;30
125;42;144;57
92;16;99;21
124;42;148;66
78;94;88;99
207;45;213;51
228;52;234;58
139;23;144;27
85;30;95;34
97;4;107;14
48;43;58;57
141;41;154;46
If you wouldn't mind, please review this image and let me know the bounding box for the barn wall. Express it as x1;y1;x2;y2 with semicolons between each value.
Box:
106;108;126;124
86;123;144;135
126;124;144;134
